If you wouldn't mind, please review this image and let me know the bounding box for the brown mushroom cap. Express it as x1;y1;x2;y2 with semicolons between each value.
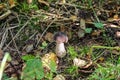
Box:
54;32;68;43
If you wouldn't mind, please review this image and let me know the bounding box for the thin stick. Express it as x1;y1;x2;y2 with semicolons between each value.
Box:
3;18;31;51
36;19;56;47
0;29;8;49
0;10;11;20
90;45;120;55
9;29;20;54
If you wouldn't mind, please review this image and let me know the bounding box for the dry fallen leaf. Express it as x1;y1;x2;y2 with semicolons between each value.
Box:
0;4;5;10
8;0;16;8
42;52;58;70
112;50;120;55
25;44;34;53
97;57;104;63
53;74;65;80
91;30;102;36
73;57;87;67
78;28;85;38
27;0;33;4
45;32;54;42
113;14;119;19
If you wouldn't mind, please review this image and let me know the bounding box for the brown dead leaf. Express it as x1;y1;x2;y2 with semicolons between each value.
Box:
97;57;104;62
27;0;33;4
78;28;85;38
113;14;119;19
0;4;5;10
53;74;65;80
41;52;58;70
112;50;120;55
73;58;87;67
25;44;34;53
91;30;102;36
45;32;54;42
8;0;16;8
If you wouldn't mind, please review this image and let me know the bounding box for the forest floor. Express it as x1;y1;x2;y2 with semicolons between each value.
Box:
0;0;120;80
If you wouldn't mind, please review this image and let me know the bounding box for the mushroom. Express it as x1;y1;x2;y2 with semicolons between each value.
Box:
54;32;68;58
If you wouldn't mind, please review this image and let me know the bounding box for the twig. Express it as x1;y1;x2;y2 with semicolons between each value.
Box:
28;31;38;40
0;29;8;49
9;29;20;54
53;3;86;9
90;45;120;55
3;18;31;51
0;10;11;20
36;18;56;47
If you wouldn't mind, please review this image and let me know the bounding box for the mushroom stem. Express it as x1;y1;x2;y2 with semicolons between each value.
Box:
56;43;66;58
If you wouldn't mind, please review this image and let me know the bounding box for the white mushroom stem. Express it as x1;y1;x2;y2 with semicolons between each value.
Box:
56;42;66;58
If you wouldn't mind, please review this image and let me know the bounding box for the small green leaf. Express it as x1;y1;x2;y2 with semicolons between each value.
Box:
22;58;44;80
40;41;48;49
94;22;104;29
85;28;92;33
21;54;35;61
42;41;47;47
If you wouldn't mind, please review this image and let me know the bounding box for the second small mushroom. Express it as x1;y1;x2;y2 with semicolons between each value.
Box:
54;32;68;58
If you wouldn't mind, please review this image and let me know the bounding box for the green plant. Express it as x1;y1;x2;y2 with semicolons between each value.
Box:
49;60;57;73
2;73;10;80
65;65;78;79
22;54;35;61
85;28;92;33
66;65;78;74
88;46;120;79
21;54;57;80
90;45;120;61
21;58;44;80
44;59;57;80
102;33;116;46
17;1;38;12
67;46;78;59
40;41;48;49
94;22;104;29
90;45;120;55
88;62;120;80
79;46;90;56
29;17;41;30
